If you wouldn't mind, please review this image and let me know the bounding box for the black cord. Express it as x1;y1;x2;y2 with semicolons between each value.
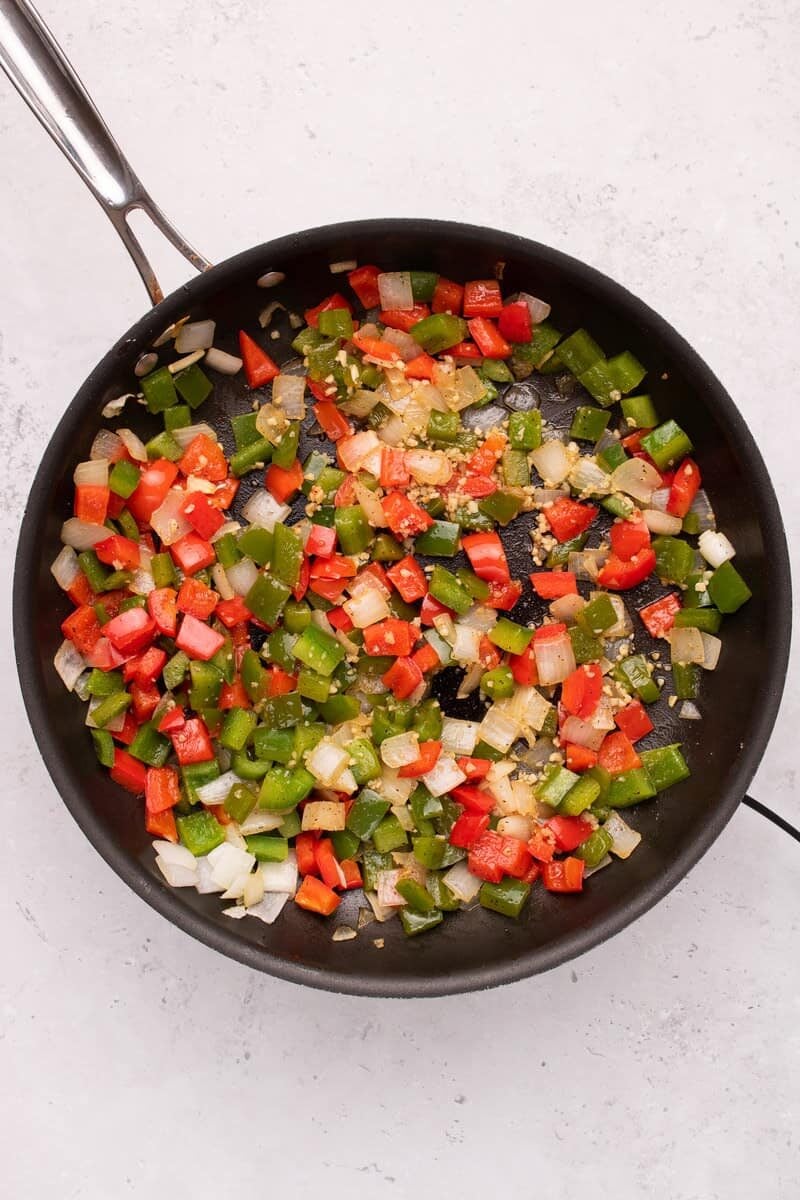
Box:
743;795;800;845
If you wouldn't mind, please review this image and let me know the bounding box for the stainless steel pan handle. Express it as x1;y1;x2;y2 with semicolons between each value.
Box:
0;0;211;305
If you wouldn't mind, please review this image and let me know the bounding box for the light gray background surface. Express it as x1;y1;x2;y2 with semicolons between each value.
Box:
1;2;798;1196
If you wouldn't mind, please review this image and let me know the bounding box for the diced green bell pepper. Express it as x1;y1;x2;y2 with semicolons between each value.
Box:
176;810;225;856
558;774;602;816
641;420;693;470
396;877;437;913
621;394;658;429
569;625;603;665
427;410;461;444
245;572;292;626
318;307;354;339
508;409;542;450
570;406;611;442
576;827;613;868
479;878;530;918
536;764;580;807
245;834;289;863
707;561;752;614
91;728;115;768
335;505;373;555
292;625;345;676
261;692;304;731
258;765;315;811
415;520;461;557
400;907;444;936
141;366;177;413
480;665;514;700
673;607;722;634
478;489;524;526
546;531;588;567
271;523;303;588
347;738;382;786
164;404;191;432
347;789;391;840
238;526;273;567
557;329;604;376
174;363;213;409
578;593;618;635
230;438;273;477
372;813;408;854
271;421;300;470
652;536;694;586
613;654;660;703
489;618;533;655
607;767;657;808
410;313;467;354
410;270;438;302
428;565;473;615
219;707;257;752
502;449;530;488
108;459;141;499
91;690;132;729
640;744;690;791
372;533;405;562
224;781;258;823
597;441;628;473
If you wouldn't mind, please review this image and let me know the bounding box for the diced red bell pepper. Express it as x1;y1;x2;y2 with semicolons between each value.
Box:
461;473;497;498
411;641;441;674
209;476;240;512
386;555;428;603
61;604;103;655
530;571;578;599
351;331;402;362
267;666;297;697
565;743;599;772
547;815;595;853
169;717;215;765
104;607;157;656
398;740;442;778
497;299;533;344
265;459;304;502
215;596;253;628
340;859;363;890
175;613;226;661
609;515;651;562
308;378;336;403
74;483;110;526
457;757;492;781
130;678;159;723
667;458;701;518
126;459;178;524
309;554;357;581
123;645;167;684
327;606;354;633
304;292;352;329
463;279;503;318
113;710;139;746
169;532;216;576
534;622;568;642
309;577;347;603
65;571;94;607
467;429;506;476
449;810;490;849
598;731;642;775
419;593;452;626
379;304;430;332
544;497;599;543
467;317;512;359
597;547;657;591
306;524;337;558
238;329;279;387
363;618;416;657
485;579;523;611
347;264;382;310
461;531;510;583
84;637;126;671
178;434;228;483
146;807;177;842
479;635;501;670
382;655;423;700
315;839;347;890
404;353;437;380
158;707;187;734
106;492;126;520
333;474;358;507
527;825;558;863
380;447;411;489
314;401;353;442
110;747;147;794
509;642;539;686
176;576;219;620
382;491;434;539
180;491;226;539
94;534;140;570
295;875;341;916
450;785;494;814
145;768;181;816
431;276;464;315
468;830;532;883
218;677;252;710
615;700;654;743
447;340;482;360
360;561;391;595
542;857;585;893
561;664;603;720
295;831;320;876
639;592;681;638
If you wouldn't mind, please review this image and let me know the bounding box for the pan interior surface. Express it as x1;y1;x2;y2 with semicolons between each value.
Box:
13;220;791;996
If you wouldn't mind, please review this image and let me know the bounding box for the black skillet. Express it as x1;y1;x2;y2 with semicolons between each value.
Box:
3;0;791;996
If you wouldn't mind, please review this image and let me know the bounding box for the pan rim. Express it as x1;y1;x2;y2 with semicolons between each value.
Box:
13;217;792;997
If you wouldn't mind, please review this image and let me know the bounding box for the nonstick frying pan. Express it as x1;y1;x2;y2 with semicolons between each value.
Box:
4;0;792;997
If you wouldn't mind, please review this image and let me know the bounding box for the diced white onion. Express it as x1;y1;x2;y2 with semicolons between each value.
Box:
689;489;716;533
156;858;198;887
168;350;205;375
53;640;86;691
194;856;225;894
207;843;255;890
117;427;148;462
518;292;552;324
130;568;155;596
241;489;290;530
377;271;414;311
60;519;109;551
643;509;682;535
452;624;482;665
424;629;451;665
698;530;735;568
211;562;234;601
568;458;611;496
549;594;586;624
405;448;453;487
478;706;520;754
585;854;612;877
273;374;306;419
531;440;571;485
560;714;607;751
421;755;467;797
668;626;705;665
344;587;390;628
456;663;484;699
376;869;406;907
391;804;416;832
700;632;722;671
453;366;488;410
150;489;192;546
154;840;197;870
604;812;641;859
175;319;215;353
679;701;702;720
306;740;351;786
337;430;381;473
378;768;415;804
301;801;347;832
383;327;422;361
329;259;357;274
51;545;80;591
239;809;283;835
533;630;576;685
260;852;298;895
101;393;133;419
354;480;386;526
225;557;259;597
90;429;122;461
611;458;662;503
257;270;285;288
205;347;243;375
440;718;480;756
341;388;380;418
442;861;482;903
246;892;291;923
497;815;533;841
242;870;266;908
222;905;247;919
380;731;420;769
648;486;671;513
74;458;109;491
196;770;239;807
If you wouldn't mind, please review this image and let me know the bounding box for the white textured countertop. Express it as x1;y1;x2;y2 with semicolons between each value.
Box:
1;2;798;1196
